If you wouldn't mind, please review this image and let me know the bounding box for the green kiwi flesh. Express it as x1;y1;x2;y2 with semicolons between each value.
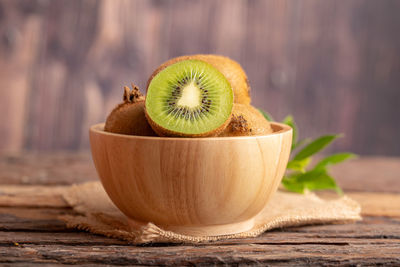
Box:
145;60;233;137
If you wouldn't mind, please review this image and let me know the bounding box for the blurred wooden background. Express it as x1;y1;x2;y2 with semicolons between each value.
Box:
1;0;399;155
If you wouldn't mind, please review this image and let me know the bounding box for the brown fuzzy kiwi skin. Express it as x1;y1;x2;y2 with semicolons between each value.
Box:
219;104;273;137
147;54;251;105
105;85;157;136
144;108;232;137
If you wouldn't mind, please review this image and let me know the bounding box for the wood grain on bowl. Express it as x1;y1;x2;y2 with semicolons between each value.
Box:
89;123;292;236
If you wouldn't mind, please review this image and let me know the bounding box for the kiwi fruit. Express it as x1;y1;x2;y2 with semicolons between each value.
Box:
145;59;234;137
148;54;251;105
219;104;273;137
105;84;156;136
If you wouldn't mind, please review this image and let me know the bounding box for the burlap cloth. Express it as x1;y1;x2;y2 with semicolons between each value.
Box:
59;182;361;244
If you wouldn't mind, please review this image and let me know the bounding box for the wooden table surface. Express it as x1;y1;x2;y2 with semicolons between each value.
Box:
0;153;399;266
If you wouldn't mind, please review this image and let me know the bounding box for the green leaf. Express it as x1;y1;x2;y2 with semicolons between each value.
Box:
277;114;351;195
282;115;298;148
305;173;340;191
297;169;331;183
293;135;341;161
297;169;341;193
258;109;274;121
286;157;311;172
314;153;357;170
282;169;343;194
282;177;305;193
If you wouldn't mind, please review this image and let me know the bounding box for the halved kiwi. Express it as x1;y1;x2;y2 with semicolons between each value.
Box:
145;60;233;137
219;104;273;136
148;54;251;104
105;84;156;136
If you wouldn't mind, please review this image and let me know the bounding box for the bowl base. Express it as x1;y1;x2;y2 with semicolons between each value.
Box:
160;218;255;237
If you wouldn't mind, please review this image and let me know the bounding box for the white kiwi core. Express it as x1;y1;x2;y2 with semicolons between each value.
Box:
177;81;201;108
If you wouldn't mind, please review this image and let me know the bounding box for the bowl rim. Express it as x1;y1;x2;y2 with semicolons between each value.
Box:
90;122;292;141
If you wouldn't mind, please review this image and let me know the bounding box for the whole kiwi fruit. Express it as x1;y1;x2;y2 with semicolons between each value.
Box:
105;84;156;136
145;59;234;137
148;54;251;105
219;104;273;136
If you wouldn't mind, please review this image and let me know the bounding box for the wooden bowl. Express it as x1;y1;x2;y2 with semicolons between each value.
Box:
89;122;292;236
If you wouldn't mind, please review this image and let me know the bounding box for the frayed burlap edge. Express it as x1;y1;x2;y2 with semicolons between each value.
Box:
59;182;361;244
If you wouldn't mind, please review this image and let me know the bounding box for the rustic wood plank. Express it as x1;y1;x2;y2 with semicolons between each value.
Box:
332;157;400;193
347;192;400;217
0;0;42;152
0;208;69;232
1;0;400;155
281;216;400;239
0;231;129;246
0;206;398;265
0;241;399;265
0;216;399;246
0;153;97;185
0;185;69;208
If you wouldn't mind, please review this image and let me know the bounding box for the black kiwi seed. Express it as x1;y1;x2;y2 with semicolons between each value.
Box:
170;107;177;114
